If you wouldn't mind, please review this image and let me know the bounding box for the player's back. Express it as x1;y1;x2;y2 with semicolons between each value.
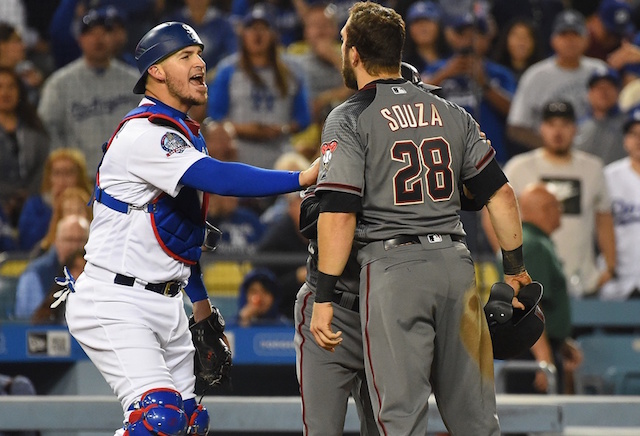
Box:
319;79;495;243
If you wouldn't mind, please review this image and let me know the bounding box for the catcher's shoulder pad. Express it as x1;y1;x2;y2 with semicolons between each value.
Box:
484;282;514;325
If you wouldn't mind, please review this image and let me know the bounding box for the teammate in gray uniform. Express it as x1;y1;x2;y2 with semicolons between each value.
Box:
294;185;378;436
309;3;532;435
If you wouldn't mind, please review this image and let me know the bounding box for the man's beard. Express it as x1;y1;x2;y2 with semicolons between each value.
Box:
342;59;358;91
551;148;571;157
166;75;207;107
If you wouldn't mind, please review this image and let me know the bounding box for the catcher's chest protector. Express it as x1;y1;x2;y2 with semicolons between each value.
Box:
95;103;210;264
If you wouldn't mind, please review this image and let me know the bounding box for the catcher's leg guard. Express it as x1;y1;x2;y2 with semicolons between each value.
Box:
184;398;210;435
124;388;188;436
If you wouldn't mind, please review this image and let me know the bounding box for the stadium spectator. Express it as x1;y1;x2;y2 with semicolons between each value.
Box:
402;1;449;79
207;3;311;168
236;267;289;326
0;22;44;105
499;100;616;298
163;0;238;74
574;66;627;165
287;2;351;124
600;105;640;300
201;116;238;161
17;148;91;252
256;191;308;320
48;0;159;69
505;183;583;394
0;0;40;50
490;0;564;57
0;66;49;229
585;0;635;61
608;36;640;86
232;0;302;47
206;193;265;255
260;151;310;226
492;18;544;83
32;186;92;258
425;12;516;165
30;247;86;325
507;9;609;150
38;7;140;178
14;214;89;320
105;7;137;68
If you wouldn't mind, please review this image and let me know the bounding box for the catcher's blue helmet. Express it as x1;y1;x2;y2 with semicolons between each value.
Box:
133;22;204;94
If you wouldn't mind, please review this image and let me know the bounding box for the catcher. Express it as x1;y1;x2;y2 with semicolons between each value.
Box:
62;21;319;436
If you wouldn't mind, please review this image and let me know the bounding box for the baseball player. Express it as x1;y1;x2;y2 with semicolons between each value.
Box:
294;63;449;436
309;3;532;435
63;22;318;436
294;185;378;436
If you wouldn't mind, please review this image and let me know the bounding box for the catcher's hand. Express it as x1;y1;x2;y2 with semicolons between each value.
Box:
189;307;232;390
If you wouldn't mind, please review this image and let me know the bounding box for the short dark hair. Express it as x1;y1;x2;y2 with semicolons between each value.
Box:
346;2;405;75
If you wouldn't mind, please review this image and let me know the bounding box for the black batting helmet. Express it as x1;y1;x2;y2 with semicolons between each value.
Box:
400;61;442;95
133;22;204;94
484;281;545;360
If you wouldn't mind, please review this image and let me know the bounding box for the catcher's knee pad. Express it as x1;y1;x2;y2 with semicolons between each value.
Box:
124;388;188;436
183;398;210;435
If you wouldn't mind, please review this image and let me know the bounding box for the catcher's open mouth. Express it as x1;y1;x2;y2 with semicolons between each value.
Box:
190;73;206;87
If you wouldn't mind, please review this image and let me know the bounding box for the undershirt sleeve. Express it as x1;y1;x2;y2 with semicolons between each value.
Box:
179;157;301;197
318;191;362;214
463;159;508;207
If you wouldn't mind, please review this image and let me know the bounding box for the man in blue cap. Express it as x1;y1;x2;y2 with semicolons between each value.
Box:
575;66;626;165
586;0;635;60
507;9;609;150
403;1;445;73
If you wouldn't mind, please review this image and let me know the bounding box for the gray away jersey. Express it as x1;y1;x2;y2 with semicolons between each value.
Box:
316;78;495;242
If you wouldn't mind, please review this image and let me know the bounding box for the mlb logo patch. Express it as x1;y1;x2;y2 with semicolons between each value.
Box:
161;132;190;156
392;87;407;95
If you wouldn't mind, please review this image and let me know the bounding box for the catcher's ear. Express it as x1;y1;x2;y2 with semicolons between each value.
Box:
147;65;165;82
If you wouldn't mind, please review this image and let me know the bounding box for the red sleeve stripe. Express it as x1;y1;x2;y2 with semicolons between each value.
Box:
476;146;496;170
316;182;362;194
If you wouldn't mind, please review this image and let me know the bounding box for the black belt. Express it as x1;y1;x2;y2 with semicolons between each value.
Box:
332;291;359;313
382;234;465;250
114;273;183;297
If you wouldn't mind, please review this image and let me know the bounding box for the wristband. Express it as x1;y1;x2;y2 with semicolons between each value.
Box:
316;271;339;303
502;245;525;275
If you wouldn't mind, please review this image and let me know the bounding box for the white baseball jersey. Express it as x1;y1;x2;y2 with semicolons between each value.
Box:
84;98;207;284
600;157;640;300
503;148;612;296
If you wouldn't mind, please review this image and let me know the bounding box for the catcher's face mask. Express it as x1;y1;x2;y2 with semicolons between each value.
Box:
203;221;222;251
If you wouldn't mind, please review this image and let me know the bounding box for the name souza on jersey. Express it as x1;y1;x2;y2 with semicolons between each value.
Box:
380;103;443;132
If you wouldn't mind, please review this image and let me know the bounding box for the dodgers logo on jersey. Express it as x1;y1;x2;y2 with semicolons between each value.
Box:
321;140;338;166
182;24;199;43
161;132;190;157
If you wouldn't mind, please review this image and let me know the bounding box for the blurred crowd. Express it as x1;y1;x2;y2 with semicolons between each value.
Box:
1;0;640;331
